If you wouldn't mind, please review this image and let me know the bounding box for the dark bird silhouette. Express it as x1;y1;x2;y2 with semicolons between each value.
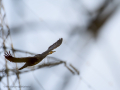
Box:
4;38;63;70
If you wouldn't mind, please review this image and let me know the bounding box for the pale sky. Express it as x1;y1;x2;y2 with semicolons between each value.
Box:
1;0;120;90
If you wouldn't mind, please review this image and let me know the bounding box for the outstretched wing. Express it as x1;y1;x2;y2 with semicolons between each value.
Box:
18;63;29;70
4;51;37;63
48;38;63;51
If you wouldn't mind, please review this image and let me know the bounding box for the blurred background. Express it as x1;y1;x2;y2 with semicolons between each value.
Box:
0;0;120;90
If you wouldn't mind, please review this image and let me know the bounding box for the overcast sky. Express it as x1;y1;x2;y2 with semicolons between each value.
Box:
1;0;120;90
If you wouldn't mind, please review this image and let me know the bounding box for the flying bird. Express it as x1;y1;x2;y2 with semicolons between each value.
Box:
4;38;63;70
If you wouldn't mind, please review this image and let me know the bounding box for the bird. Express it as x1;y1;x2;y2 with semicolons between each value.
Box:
4;38;63;70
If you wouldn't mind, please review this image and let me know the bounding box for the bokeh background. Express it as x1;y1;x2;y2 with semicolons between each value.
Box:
0;0;120;90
